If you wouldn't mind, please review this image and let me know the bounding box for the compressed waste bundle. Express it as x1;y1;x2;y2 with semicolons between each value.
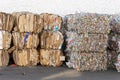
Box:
12;12;43;66
0;31;12;49
41;13;62;31
12;12;44;33
40;49;64;67
65;13;111;34
65;13;112;71
66;51;107;71
0;12;14;67
12;32;39;49
40;30;63;49
39;13;64;67
13;48;39;66
0;50;9;66
0;12;14;32
108;15;120;70
114;54;120;72
66;32;108;52
107;50;118;68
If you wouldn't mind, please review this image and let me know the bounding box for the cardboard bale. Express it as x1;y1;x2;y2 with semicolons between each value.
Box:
40;49;64;67
12;12;43;33
65;13;112;34
66;51;107;71
66;32;108;52
12;32;39;49
40;31;63;49
13;48;39;66
0;50;9;66
0;31;12;49
41;13;62;31
0;12;14;32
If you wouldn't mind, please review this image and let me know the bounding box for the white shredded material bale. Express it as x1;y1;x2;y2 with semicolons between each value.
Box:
65;13;111;71
65;13;112;34
66;32;108;52
66;51;107;71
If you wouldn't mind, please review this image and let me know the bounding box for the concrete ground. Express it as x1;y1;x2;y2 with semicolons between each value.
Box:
0;66;119;80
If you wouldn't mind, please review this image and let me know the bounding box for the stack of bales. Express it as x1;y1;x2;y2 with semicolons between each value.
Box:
12;12;43;66
39;13;65;67
0;12;14;66
108;15;120;68
65;13;112;71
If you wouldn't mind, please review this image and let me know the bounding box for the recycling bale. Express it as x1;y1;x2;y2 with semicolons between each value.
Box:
66;32;108;52
39;13;64;67
110;14;120;34
66;51;107;71
0;50;9;66
107;50;118;68
12;12;44;33
114;54;120;72
65;13;112;71
12;32;39;49
65;13;111;34
40;49;65;67
41;13;62;31
13;48;39;66
0;12;14;32
107;15;120;69
40;30;63;49
0;30;12;49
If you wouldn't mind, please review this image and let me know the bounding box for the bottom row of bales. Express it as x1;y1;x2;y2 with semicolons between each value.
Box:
13;49;63;67
0;49;64;67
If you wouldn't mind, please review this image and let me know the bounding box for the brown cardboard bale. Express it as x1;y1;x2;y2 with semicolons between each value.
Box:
41;13;62;31
0;50;9;66
0;12;14;32
65;13;112;34
12;32;39;49
66;51;107;71
40;49;64;67
13;48;39;66
66;32;108;52
40;31;63;49
0;31;12;49
12;12;43;33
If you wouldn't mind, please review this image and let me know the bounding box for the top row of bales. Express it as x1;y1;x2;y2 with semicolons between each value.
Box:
13;12;62;33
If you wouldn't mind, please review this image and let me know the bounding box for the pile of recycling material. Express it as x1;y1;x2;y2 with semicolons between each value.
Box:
108;15;120;72
65;13;112;71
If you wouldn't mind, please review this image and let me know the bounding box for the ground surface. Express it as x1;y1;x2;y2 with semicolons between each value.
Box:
0;66;119;80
